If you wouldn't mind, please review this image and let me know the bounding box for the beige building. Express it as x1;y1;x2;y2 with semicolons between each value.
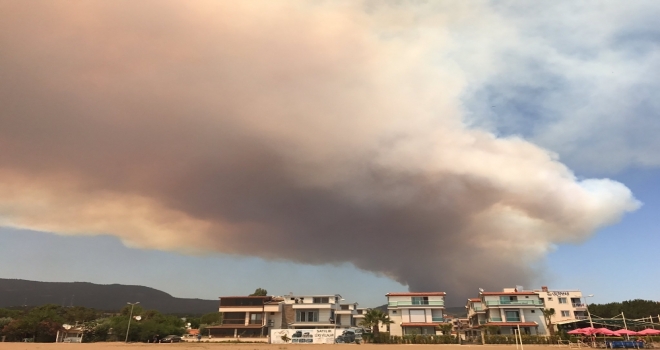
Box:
466;288;546;335
534;286;589;324
386;292;446;336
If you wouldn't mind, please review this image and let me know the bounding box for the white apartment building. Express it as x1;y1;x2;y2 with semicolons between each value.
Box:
534;286;589;324
466;288;547;335
337;303;359;328
283;294;344;329
387;292;446;336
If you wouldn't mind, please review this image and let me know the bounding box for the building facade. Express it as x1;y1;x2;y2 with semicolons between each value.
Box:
208;296;279;338
387;292;446;336
282;294;343;329
466;288;546;335
534;286;588;324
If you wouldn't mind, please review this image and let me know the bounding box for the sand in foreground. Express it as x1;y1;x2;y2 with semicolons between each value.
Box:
0;343;553;350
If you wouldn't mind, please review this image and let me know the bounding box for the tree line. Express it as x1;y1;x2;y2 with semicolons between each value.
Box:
588;299;660;320
0;304;223;342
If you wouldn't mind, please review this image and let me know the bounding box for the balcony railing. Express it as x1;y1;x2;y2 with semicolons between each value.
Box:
506;317;521;322
572;303;586;308
432;317;444;322
486;300;543;306
479;320;487;325
223;319;246;325
388;301;444;307
490;317;503;322
575;316;589;320
473;305;484;311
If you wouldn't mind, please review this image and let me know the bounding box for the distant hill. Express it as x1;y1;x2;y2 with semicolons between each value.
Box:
0;278;218;315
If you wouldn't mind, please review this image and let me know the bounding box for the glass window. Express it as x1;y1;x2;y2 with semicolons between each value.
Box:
313;297;329;303
249;313;262;324
505;311;520;322
561;311;571;317
559;298;567;304
296;310;319;322
412;297;429;305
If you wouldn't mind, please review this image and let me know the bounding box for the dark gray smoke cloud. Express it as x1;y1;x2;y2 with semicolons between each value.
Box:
0;1;639;304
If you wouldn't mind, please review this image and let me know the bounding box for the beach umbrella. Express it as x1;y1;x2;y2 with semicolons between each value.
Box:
614;329;638;336
637;329;660;336
594;328;619;336
568;327;597;335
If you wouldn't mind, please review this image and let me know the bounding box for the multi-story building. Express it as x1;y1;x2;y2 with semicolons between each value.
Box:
353;307;368;328
208;295;282;338
336;302;359;328
386;292;446;336
466;288;546;335
534;286;588;324
282;294;343;329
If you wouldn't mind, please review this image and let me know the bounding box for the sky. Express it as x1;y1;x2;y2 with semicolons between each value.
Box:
0;1;659;308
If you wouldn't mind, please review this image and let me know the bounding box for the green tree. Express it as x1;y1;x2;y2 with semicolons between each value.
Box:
249;288;268;296
359;309;393;337
438;323;453;335
0;305;65;342
541;308;555;336
484;325;499;335
200;312;222;325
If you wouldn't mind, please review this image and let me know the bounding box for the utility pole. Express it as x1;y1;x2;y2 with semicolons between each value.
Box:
125;302;140;343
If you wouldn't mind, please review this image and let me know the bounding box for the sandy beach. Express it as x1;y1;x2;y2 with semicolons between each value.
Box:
0;344;553;350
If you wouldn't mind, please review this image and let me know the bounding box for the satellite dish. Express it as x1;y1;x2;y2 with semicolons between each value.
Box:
187;323;191;327
63;324;71;330
479;288;484;293
134;316;142;321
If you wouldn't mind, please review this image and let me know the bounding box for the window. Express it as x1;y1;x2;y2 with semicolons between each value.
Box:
505;311;521;322
561;311;571;317
249;313;262;325
412;297;429;305
548;297;553;301
313;297;329;304
559;298;567;304
539;298;544;304
296;310;319;322
531;310;535;313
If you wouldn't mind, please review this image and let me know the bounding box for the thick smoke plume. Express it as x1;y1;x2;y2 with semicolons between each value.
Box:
0;1;639;303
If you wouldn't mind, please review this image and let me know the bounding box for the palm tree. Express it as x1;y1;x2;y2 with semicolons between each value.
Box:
541;308;556;336
359;309;393;337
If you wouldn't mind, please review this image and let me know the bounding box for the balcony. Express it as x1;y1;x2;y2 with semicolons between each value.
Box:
506;317;521;322
575;316;589;320
485;300;543;306
572;303;586;309
223;319;246;325
473;305;484;311
388;301;444;307
490;317;503;322
432;317;444;322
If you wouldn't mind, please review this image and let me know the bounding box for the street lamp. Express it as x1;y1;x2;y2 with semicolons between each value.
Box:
583;295;594;328
125;302;140;342
333;297;345;344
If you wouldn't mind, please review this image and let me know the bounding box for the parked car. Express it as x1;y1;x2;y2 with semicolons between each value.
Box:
336;329;359;344
160;335;182;343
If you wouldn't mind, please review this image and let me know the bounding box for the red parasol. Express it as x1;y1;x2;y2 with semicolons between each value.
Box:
614;329;638;336
637;329;660;336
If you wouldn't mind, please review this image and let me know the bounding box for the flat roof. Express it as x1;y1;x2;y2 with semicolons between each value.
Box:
386;292;446;296
219;296;271;299
480;292;537;296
